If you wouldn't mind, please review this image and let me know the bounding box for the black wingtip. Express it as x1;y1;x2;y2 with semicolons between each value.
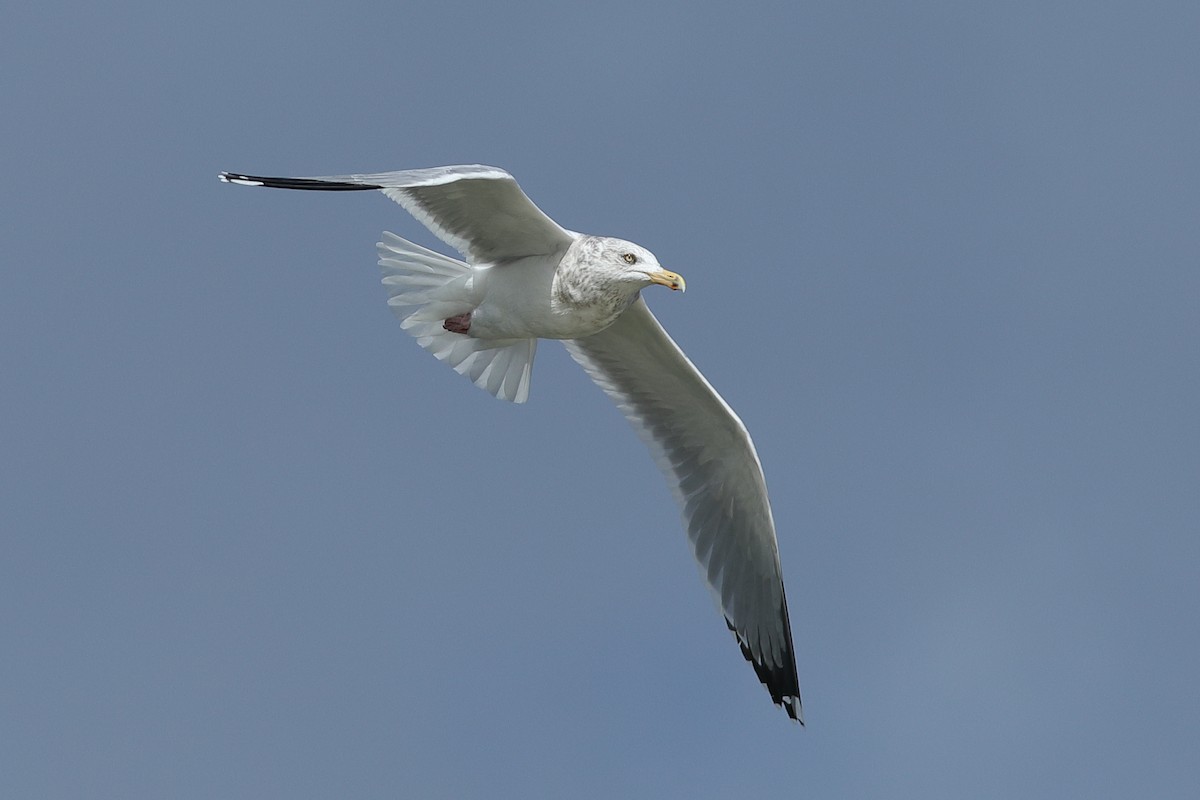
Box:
727;595;804;725
734;631;804;724
217;172;382;191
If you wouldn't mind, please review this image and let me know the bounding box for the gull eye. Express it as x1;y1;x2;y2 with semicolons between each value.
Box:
622;253;638;265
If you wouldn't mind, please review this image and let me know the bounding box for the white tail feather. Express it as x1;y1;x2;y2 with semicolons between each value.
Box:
377;232;536;403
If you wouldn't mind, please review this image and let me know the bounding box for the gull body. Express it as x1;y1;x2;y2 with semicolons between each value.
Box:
219;165;803;723
466;237;676;341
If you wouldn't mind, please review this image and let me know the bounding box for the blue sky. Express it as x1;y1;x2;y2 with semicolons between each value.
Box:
3;1;1198;797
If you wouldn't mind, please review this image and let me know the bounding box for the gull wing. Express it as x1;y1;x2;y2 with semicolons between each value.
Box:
219;165;574;263
563;298;803;722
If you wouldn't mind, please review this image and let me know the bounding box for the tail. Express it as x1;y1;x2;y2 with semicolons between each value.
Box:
377;232;536;403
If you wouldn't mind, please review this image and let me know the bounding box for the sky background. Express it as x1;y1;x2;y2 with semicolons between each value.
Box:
3;1;1198;797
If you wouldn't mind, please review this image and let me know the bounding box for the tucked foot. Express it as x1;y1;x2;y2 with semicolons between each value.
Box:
443;313;471;334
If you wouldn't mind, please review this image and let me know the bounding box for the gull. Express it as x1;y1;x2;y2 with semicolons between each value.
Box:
218;165;803;722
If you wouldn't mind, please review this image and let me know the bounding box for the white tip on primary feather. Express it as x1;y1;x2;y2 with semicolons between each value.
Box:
218;172;265;186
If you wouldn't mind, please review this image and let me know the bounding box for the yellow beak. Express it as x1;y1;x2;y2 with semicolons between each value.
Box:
648;269;686;292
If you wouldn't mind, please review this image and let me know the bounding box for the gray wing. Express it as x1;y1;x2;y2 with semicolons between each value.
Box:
219;165;574;263
563;298;803;722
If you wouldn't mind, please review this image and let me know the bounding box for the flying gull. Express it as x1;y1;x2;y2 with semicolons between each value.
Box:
218;165;803;722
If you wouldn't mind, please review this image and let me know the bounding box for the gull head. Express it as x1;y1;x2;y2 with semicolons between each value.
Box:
593;236;686;293
553;235;687;332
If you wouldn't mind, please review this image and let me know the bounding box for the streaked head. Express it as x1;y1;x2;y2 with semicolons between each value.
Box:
598;237;686;293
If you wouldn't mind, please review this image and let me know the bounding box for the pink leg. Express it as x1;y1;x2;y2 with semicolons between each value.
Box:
443;312;471;334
